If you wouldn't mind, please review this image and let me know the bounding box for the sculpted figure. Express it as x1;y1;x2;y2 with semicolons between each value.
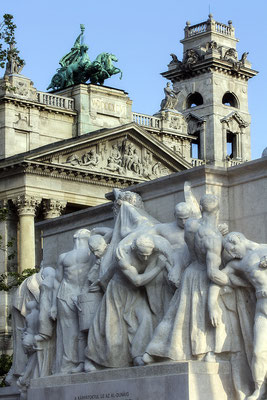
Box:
143;194;237;365
153;201;191;287
84;234;172;372
97;189;159;284
34;267;56;377
81;149;99;167
209;232;267;400
51;229;91;374
6;269;43;386
17;300;40;398
59;24;85;68
160;82;179;110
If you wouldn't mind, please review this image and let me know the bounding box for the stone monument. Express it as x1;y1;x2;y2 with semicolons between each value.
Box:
3;180;267;400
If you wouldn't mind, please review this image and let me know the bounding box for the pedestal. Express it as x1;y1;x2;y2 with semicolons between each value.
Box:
27;361;235;400
0;386;20;399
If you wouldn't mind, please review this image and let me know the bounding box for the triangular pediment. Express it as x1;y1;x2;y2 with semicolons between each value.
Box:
20;123;191;182
221;112;249;128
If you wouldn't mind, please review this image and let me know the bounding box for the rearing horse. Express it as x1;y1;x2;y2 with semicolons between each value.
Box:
90;53;123;85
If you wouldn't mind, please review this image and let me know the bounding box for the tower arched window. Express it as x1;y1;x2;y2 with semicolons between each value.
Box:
222;92;239;108
186;92;203;108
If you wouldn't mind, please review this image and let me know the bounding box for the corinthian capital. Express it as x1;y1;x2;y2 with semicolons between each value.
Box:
43;199;67;219
13;195;41;216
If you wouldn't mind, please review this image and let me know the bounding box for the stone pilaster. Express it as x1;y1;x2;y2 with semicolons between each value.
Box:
13;195;41;272
43;199;67;219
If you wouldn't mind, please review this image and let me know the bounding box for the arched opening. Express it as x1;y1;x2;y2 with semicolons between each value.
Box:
186;92;203;108
222;92;238;108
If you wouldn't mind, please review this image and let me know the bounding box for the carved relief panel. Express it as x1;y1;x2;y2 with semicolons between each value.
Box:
51;137;173;180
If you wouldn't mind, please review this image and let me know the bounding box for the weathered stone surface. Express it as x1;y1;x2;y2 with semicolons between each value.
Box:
0;386;20;399
28;361;234;400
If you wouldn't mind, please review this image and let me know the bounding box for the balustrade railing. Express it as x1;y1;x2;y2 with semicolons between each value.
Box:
36;92;75;110
186;23;207;37
215;22;231;36
132;112;161;129
185;19;234;38
226;158;243;167
191;158;206;167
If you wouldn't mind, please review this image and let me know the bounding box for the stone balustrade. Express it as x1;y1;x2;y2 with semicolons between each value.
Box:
36;92;75;110
132;112;161;129
226;158;243;167
215;22;232;36
191;158;206;167
185;18;234;38
186;22;207;37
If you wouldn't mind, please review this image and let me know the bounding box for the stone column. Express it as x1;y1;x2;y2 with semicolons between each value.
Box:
13;195;41;273
43;199;67;220
221;121;227;161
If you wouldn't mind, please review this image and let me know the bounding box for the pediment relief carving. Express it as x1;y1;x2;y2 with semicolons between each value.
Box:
47;137;173;180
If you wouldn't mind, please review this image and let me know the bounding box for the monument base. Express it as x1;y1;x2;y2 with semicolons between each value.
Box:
0;386;20;399
28;361;235;400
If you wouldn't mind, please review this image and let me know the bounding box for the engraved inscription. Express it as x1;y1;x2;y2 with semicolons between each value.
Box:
91;98;126;117
74;392;133;400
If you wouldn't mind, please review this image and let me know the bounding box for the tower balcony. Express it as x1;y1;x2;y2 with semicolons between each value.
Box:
184;15;235;39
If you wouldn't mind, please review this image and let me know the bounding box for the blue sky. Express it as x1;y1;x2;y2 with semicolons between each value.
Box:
1;0;266;159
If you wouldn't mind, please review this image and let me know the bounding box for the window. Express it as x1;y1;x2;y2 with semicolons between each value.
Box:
186;92;203;108
222;92;238;108
191;132;201;159
226;131;237;158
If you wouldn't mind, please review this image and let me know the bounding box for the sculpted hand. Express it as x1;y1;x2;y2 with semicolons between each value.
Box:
218;223;229;236
89;279;101;293
209;307;221;328
50;306;57;321
168;271;181;288
158;255;168;270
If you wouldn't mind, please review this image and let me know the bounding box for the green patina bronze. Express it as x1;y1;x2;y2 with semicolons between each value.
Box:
47;25;122;91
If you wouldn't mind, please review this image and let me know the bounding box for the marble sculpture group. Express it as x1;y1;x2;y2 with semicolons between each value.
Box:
6;184;267;400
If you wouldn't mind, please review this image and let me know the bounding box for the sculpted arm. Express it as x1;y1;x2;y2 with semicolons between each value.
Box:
116;245;165;287
208;265;235;327
206;236;230;286
50;255;64;320
118;257;165;287
225;260;252;288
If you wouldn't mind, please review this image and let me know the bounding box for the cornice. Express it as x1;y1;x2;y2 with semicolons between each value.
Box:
0;95;77;116
162;58;258;82
0;161;146;188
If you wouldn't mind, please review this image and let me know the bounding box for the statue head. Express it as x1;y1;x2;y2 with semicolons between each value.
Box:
88;235;107;259
132;235;154;261
174;202;191;228
41;267;56;288
73;229;91;246
223;232;247;259
200;194;219;214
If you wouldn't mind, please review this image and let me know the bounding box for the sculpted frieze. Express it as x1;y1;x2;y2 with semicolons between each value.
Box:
50;139;172;180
